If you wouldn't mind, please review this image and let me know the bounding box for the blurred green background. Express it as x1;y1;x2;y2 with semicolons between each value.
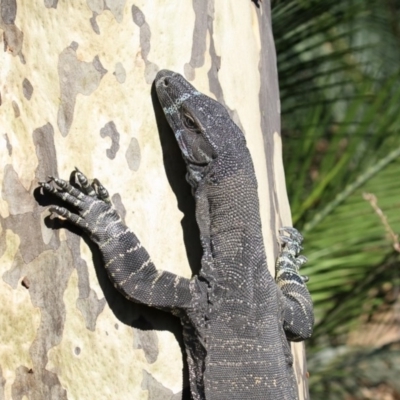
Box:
271;0;400;398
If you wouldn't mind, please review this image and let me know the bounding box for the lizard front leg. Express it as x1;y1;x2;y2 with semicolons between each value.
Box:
276;226;314;341
40;169;192;312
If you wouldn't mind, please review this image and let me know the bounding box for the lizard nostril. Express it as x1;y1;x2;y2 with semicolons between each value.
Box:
163;78;170;87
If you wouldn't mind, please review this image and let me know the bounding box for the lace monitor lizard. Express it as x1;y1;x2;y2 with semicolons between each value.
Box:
40;70;314;399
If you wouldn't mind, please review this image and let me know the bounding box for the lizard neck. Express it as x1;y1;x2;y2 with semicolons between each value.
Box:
193;143;265;286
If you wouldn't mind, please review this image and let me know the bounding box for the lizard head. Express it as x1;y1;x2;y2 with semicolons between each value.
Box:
155;69;244;187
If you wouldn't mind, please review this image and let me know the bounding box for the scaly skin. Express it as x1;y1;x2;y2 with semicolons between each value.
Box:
41;70;313;400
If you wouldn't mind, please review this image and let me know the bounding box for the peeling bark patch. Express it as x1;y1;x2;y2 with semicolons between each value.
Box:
2;165;33;215
3;133;12;155
141;370;180;400
100;121;120;160
11;100;20;117
132;318;159;364
1;0;17;24
57;43;107;136
125;137;141;171
131;5;158;84
44;0;59;9
22;78;33;100
76;289;106;331
114;62;126;83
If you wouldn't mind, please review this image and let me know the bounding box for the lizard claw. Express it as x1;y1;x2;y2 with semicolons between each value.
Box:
279;226;303;244
39;181;57;193
296;255;308;267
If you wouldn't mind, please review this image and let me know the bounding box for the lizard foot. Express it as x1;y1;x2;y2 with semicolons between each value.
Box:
276;226;309;283
39;168;120;244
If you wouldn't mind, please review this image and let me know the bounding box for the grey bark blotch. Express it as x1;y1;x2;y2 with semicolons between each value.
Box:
187;0;208;70
2;21;25;63
87;0;104;15
12;100;20;118
113;62;126;83
1;0;17;24
100;121;120;159
0;0;25;63
44;0;58;8
131;5;145;26
22;78;34;100
12;365;66;400
9;242;74;399
33;123;58;182
131;5;159;84
92;55;108;77
184;63;195;81
111;193;126;221
76;289;106;331
89;12;100;35
66;231;91;299
57;43;107;136
0;366;5;399
2;165;34;215
133;329;159;364
1;122;60;271
104;0;126;23
141;370;179;399
125;137;141;171
1;123;60;263
205;0;243;132
4;133;12;155
87;0;125;29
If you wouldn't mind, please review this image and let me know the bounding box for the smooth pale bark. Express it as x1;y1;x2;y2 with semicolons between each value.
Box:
0;1;309;398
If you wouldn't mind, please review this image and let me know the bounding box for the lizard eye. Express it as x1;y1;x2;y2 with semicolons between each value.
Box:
183;112;201;134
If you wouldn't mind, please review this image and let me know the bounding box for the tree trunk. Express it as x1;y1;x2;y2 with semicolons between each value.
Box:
0;1;309;399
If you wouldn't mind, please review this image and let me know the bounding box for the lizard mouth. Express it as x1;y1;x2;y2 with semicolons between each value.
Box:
175;130;189;158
